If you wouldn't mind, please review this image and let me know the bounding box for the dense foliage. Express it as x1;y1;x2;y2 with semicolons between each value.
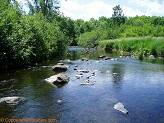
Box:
0;0;71;71
0;1;164;71
74;5;164;58
99;37;164;59
76;16;164;48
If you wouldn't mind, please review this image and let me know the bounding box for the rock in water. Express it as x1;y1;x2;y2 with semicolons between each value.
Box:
80;83;94;85
52;65;68;72
99;55;106;59
81;58;89;61
149;55;155;59
0;97;25;106
77;69;89;73
76;74;83;79
45;74;69;85
57;63;64;65
114;102;128;114
57;99;62;103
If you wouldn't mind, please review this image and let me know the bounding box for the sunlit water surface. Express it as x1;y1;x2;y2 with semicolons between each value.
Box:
0;48;164;123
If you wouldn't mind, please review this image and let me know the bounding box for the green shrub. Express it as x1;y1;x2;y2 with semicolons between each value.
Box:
78;30;100;48
99;37;164;57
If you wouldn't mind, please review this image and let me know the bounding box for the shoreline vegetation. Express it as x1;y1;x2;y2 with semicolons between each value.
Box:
0;1;164;71
98;37;164;59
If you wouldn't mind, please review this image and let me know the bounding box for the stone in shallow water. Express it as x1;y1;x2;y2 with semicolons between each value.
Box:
149;55;155;59
77;69;89;73
113;73;118;76
57;63;64;65
52;65;68;72
99;55;106;59
114;102;128;114
0;96;25;106
76;74;83;79
45;74;69;85
81;58;89;61
57;99;62;103
79;83;94;85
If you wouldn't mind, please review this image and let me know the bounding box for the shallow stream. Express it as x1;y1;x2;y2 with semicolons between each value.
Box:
0;47;164;123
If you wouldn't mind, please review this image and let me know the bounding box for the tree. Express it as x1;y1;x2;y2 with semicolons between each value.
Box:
26;0;60;17
112;5;125;26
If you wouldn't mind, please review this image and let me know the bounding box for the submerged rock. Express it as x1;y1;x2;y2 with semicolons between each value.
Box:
42;66;52;69
81;58;89;61
45;74;69;85
57;63;64;65
104;57;111;60
74;65;78;67
113;73;118;76
52;65;68;72
57;99;62;103
96;61;100;63
77;69;89;73
74;67;78;70
79;79;94;85
76;74;83;79
0;96;25;106
99;55;106;59
80;83;94;85
93;70;99;72
114;102;128;114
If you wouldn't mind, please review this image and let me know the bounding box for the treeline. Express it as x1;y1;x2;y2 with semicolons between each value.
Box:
72;5;164;58
75;14;164;48
0;0;74;71
0;2;164;71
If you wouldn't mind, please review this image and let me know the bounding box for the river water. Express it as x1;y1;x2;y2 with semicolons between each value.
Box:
0;47;164;123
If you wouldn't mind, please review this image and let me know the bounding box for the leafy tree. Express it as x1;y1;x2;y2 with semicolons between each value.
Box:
0;0;69;71
112;5;126;26
78;30;100;48
26;0;60;17
73;19;85;45
0;0;22;70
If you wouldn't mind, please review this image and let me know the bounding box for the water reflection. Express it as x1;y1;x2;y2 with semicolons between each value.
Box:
0;48;164;123
111;64;125;91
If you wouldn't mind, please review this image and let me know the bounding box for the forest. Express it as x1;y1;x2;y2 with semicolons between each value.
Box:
0;0;164;71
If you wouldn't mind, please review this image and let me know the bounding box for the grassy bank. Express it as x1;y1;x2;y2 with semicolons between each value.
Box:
99;37;164;58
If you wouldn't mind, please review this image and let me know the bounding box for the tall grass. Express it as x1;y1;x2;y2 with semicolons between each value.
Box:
99;37;164;58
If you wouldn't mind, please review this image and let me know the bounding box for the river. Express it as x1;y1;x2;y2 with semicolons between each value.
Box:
0;47;164;123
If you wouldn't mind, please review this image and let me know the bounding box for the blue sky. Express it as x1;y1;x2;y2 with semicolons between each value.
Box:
60;0;164;20
18;0;164;21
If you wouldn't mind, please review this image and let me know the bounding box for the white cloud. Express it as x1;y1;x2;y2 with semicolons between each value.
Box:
60;0;152;20
129;0;164;16
122;6;144;17
60;0;114;21
16;0;164;20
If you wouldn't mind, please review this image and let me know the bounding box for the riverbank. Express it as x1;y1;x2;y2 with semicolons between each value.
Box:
98;37;164;59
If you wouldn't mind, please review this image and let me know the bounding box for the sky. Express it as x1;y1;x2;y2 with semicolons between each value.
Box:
18;0;164;21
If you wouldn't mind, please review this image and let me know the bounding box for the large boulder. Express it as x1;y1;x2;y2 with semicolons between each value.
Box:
45;74;69;85
0;96;25;106
52;65;68;72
